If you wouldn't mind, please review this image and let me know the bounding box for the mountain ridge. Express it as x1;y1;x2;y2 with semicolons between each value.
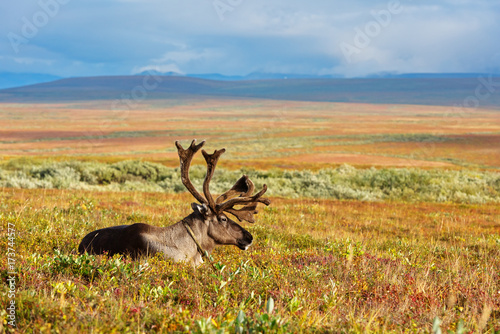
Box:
0;74;499;107
3;71;499;90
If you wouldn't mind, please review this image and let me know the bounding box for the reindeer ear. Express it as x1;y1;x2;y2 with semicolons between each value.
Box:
191;203;210;217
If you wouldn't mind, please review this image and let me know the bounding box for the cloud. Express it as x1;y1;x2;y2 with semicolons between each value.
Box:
0;0;498;77
13;57;54;65
322;1;500;76
132;63;183;75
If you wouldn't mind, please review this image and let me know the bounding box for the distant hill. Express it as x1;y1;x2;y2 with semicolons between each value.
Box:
0;72;62;89
138;70;493;81
0;75;499;107
365;72;497;79
135;70;343;81
187;72;344;81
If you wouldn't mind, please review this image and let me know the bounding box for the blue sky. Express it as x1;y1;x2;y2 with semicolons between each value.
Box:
1;0;499;78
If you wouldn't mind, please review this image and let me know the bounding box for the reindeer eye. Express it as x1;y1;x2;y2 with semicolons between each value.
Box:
220;216;227;223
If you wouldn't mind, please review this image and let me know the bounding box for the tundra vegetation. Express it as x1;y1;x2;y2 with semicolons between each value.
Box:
1;188;499;333
0;100;499;333
0;159;499;204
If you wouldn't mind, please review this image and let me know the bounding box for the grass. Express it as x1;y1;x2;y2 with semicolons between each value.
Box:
1;188;499;333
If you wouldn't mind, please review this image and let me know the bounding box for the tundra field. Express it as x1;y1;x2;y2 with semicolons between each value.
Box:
1;99;499;168
1;99;500;333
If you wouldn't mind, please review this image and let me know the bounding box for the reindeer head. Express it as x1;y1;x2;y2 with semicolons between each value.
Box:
176;139;270;251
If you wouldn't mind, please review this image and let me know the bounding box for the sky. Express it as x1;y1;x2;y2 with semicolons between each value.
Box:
1;0;500;78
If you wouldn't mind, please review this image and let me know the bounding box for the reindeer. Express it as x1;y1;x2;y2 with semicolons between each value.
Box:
78;139;270;266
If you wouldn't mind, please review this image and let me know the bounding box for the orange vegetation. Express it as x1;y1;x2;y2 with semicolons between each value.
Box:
0;99;499;169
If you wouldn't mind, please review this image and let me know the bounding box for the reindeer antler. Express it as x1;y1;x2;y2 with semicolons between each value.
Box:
216;175;255;204
215;175;270;223
175;139;207;205
201;148;225;213
216;182;270;222
175;140;270;222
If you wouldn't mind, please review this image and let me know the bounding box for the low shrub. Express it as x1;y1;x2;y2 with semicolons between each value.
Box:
0;159;498;203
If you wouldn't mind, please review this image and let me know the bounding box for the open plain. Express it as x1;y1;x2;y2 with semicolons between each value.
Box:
0;97;499;333
1;99;499;169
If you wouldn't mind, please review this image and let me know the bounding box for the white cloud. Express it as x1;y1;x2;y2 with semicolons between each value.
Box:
132;63;183;75
13;57;54;65
0;0;499;77
152;48;223;65
131;47;224;75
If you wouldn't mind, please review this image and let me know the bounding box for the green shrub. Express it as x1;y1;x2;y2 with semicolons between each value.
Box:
0;159;498;204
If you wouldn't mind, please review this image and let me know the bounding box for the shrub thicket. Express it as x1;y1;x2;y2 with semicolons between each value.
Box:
0;158;498;203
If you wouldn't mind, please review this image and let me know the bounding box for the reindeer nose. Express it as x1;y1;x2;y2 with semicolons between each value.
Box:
243;229;253;242
242;231;253;249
